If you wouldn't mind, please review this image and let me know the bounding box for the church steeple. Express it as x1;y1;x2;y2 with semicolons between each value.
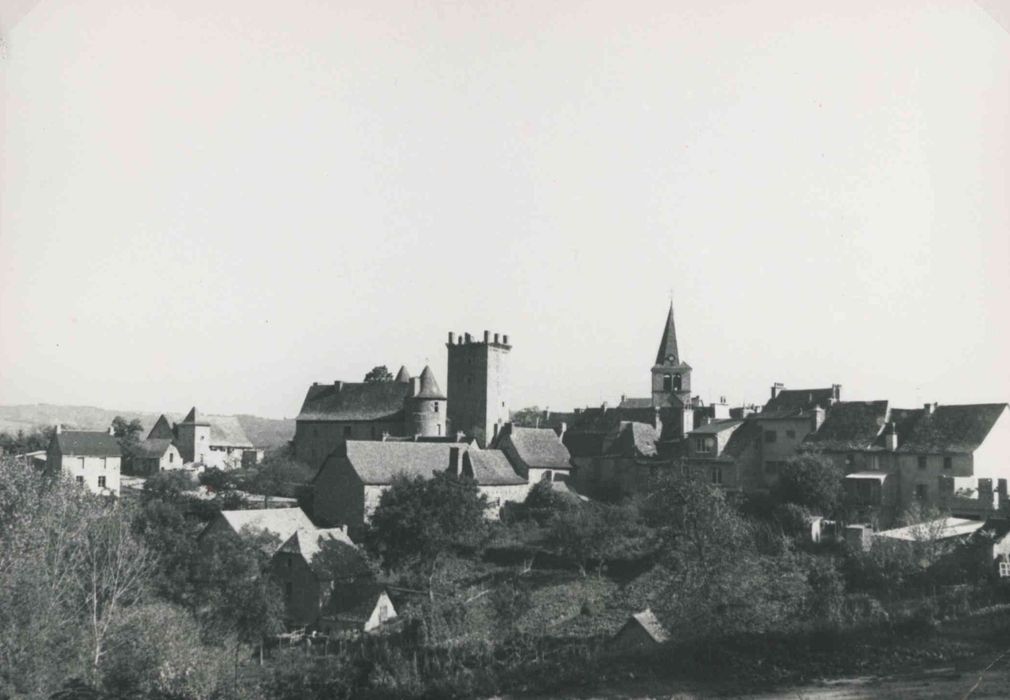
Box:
651;302;692;407
655;301;680;366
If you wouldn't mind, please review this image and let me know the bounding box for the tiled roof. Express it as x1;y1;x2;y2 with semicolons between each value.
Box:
216;508;315;549
688;419;744;436
207;415;254;448
764;387;836;413
880;407;924;448
464;450;526;485
297;381;410;422
805;401;889;451
132;438;174;459
323;582;390;624
618;397;654;410
602;422;659;458
630;609;670;643
277;528;368;579
55;431;121;458
414;366;446;400
147;415;174;440
501;427;573;470
334;440;471;485
875;517;985;542
896;404;1008;454
654;303;680;366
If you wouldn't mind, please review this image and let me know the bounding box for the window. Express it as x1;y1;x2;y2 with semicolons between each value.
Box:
541;470;553;482
437;424;442;436
663;374;672;391
694;437;713;454
917;456;927;470
433;402;439;413
999;561;1010;579
169;452;174;463
786;430;796;439
672;375;682;391
343;426;352;438
378;603;389;623
97;476;106;489
915;484;928;501
939;476;955;496
75;476;84;485
943;456;952;471
711;467;722;485
764;430;777;444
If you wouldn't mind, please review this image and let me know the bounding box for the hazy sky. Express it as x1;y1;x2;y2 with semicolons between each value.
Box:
1;0;1008;419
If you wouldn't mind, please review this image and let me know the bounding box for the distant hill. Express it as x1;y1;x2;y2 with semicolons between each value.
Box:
0;404;296;449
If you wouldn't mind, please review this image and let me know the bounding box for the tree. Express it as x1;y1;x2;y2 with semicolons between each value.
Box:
111;416;144;457
141;469;196;505
363;365;393;383
774;453;845;515
546;501;653;576
365;471;490;576
510;406;543;428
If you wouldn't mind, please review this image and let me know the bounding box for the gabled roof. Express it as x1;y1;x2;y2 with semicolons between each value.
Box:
464;450;526;485
414;366;446;400
323;582;391;624
804;401;889;451
131;438;175;459
897;404;1008;454
179;407;209;425
654;303;680;366
500;426;573;470
276;528;367;579
764;387;837;413
332;440;470;485
214;508;315;550
147;414;174;440
394;366;411;383
207;415;254;448
602;421;659;458
54;431;121;458
297;381;410;422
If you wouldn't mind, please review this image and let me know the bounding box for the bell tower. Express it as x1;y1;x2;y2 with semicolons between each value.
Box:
651;302;692;407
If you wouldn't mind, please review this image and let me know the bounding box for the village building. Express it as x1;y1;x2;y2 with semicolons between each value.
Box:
268;527;370;628
318;583;397;636
495;425;574;484
293;364;449;470
312;440;528;530
126;409;260;474
446;330;512;448
198;507;316;554
569;421;665;498
683;418;746;489
46;425;122;496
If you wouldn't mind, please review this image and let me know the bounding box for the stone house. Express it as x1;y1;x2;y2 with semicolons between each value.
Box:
293;365;447;470
683;418;746;489
318;583;397;636
495;425;574;484
198;507;316;555
46;425;121;496
126;410;260;473
268;527;369;628
569;421;663;498
312;440;528;531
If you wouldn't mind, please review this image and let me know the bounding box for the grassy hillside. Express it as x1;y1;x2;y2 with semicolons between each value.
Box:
0;404;295;449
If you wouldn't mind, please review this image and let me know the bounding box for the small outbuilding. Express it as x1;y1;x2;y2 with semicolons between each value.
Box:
610;608;669;653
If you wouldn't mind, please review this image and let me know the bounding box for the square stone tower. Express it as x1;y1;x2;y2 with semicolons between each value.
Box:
446;330;511;448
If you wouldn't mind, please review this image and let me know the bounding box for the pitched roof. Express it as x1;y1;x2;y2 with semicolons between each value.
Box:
277;528;368;579
216;508;315;549
334;440;471;484
323;582;390;624
464;450;526;485
875;517;985;542
688;419;745;436
804;401;889;451
180;406;208;425
502;427;573;470
207;415;254;448
602;422;659;458
414;366;446;400
297;381;410;422
618;397;654;410
55;431;121;458
763;387;837;413
896;404;1008;454
721;419;763;459
630;609;670;643
147;415;174;440
654;303;680;366
394;366;411;383
131;438;174;459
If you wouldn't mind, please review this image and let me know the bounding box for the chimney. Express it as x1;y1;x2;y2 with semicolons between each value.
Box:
494;333;500;344
448;446;461;475
448;331;455;344
884;421;898;451
771;383;785;399
556;421;567;441
456;430;466;442
55;424;62;435
601;401;609;413
502;334;509;345
832;384;842;401
334;380;343;391
483;330;490;343
924;402;937;416
108;425;115;436
464;333;472;344
621;394;627;404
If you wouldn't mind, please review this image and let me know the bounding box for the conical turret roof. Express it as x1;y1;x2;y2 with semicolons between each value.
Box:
415;365;446;399
394;366;411;383
654;302;680;366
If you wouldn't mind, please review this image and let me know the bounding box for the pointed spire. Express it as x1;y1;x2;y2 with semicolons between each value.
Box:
394;365;411;383
415;365;447;399
180;407;209;425
654;302;680;366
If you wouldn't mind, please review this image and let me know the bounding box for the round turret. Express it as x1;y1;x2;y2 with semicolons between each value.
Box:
406;366;447;437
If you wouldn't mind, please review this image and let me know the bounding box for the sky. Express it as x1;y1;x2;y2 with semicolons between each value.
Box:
0;0;1008;419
